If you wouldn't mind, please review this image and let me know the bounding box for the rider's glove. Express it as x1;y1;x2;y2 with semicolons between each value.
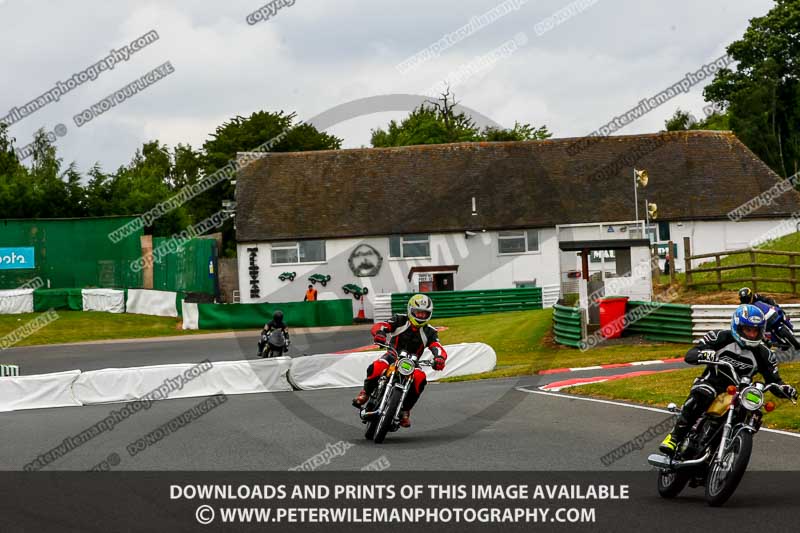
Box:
697;349;718;363
432;356;446;371
779;384;798;401
373;331;387;346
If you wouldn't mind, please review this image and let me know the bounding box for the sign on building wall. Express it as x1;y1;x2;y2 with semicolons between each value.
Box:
247;247;260;299
589;250;615;263
0;247;34;269
348;244;383;277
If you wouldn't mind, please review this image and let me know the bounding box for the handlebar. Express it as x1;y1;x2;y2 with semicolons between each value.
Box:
374;342;434;366
705;360;797;404
704;359;741;384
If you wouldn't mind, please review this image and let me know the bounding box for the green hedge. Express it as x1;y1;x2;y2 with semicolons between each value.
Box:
391;288;543;318
624;301;693;343
197;300;353;329
553;304;583;348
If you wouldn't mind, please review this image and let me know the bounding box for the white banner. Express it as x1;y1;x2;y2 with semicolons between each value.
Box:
73;358;293;405
126;289;178;317
182;301;199;329
82;288;125;313
0;288;35;315
288;342;497;390
0;370;82;412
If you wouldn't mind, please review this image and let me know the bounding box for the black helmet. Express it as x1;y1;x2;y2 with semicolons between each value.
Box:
738;287;754;304
273;310;284;322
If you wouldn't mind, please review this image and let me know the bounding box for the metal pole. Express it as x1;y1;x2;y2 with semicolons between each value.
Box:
634;169;639;223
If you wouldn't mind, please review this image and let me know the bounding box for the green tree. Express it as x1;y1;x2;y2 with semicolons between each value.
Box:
481;122;552;141
198;111;342;255
704;0;800;177
371;90;551;147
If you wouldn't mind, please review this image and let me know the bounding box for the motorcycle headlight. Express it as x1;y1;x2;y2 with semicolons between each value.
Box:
740;386;764;411
396;358;416;376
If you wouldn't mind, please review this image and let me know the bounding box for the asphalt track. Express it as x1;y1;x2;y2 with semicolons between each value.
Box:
2;332;799;474
2;326;372;375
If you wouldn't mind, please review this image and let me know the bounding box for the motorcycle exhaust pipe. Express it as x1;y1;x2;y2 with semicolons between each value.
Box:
360;409;380;420
648;449;711;470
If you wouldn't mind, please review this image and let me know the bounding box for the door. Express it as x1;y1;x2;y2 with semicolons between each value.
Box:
433;273;454;291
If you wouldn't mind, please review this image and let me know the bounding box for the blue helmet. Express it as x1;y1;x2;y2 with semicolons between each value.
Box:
731;304;765;347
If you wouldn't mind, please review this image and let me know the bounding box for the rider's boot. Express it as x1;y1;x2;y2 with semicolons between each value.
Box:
659;415;693;456
399;410;411;428
352;389;368;407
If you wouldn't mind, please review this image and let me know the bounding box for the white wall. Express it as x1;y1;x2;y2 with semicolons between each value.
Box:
237;229;560;318
668;218;797;270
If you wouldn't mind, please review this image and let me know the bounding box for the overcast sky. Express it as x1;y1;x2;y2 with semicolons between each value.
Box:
0;0;773;174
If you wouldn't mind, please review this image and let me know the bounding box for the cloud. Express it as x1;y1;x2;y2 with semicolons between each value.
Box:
0;0;774;174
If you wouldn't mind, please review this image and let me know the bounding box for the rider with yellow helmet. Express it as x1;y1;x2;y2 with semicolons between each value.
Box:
352;294;446;427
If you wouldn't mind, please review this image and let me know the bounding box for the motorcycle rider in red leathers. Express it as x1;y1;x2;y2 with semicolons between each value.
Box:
352;294;447;428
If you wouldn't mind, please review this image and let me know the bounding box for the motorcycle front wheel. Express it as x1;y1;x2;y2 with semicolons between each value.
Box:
364;384;385;440
705;431;753;507
373;387;403;444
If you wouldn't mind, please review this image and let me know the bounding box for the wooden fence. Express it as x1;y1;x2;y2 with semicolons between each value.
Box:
683;237;799;294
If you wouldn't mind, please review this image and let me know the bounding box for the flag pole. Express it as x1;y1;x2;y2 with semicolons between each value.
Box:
633;169;639;222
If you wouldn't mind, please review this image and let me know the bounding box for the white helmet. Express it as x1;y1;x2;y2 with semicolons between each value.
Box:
407;294;433;327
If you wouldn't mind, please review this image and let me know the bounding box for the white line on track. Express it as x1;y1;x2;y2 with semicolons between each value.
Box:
515;386;800;440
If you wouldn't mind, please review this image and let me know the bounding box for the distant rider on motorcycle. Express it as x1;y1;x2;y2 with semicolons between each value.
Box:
659;304;797;456
257;310;290;356
352;294;447;428
738;287;776;307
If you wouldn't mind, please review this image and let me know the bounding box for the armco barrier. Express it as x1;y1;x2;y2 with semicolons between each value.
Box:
391;288;543;318
0;370;83;412
195;300;353;329
552;304;583;348
287;342;497;390
1;364;20;377
625;301;693;343
372;293;392;323
73;359;292;405
692;304;800;340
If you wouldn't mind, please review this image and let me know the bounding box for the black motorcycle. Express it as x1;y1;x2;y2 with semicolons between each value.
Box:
648;359;796;506
754;301;800;353
357;344;432;444
260;329;288;358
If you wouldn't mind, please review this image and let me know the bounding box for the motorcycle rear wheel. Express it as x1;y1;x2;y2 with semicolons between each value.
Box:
374;388;403;444
705;431;753;507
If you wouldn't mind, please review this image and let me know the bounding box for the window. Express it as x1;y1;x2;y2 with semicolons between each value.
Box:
389;234;430;258
498;230;540;254
271;240;326;264
657;221;671;241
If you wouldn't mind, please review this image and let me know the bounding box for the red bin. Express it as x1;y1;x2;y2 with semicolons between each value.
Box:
597;296;629;339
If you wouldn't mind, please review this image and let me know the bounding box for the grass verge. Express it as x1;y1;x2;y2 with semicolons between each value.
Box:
435;309;691;381
0;311;227;348
572;363;800;432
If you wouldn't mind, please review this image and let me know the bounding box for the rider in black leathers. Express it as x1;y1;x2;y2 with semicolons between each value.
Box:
659;304;797;456
257;310;290;356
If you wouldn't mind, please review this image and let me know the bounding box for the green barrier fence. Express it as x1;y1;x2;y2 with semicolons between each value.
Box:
624;301;693;343
553;304;583;348
390;288;543;318
152;238;216;295
0;217;143;290
197;300;354;329
32;288;84;311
